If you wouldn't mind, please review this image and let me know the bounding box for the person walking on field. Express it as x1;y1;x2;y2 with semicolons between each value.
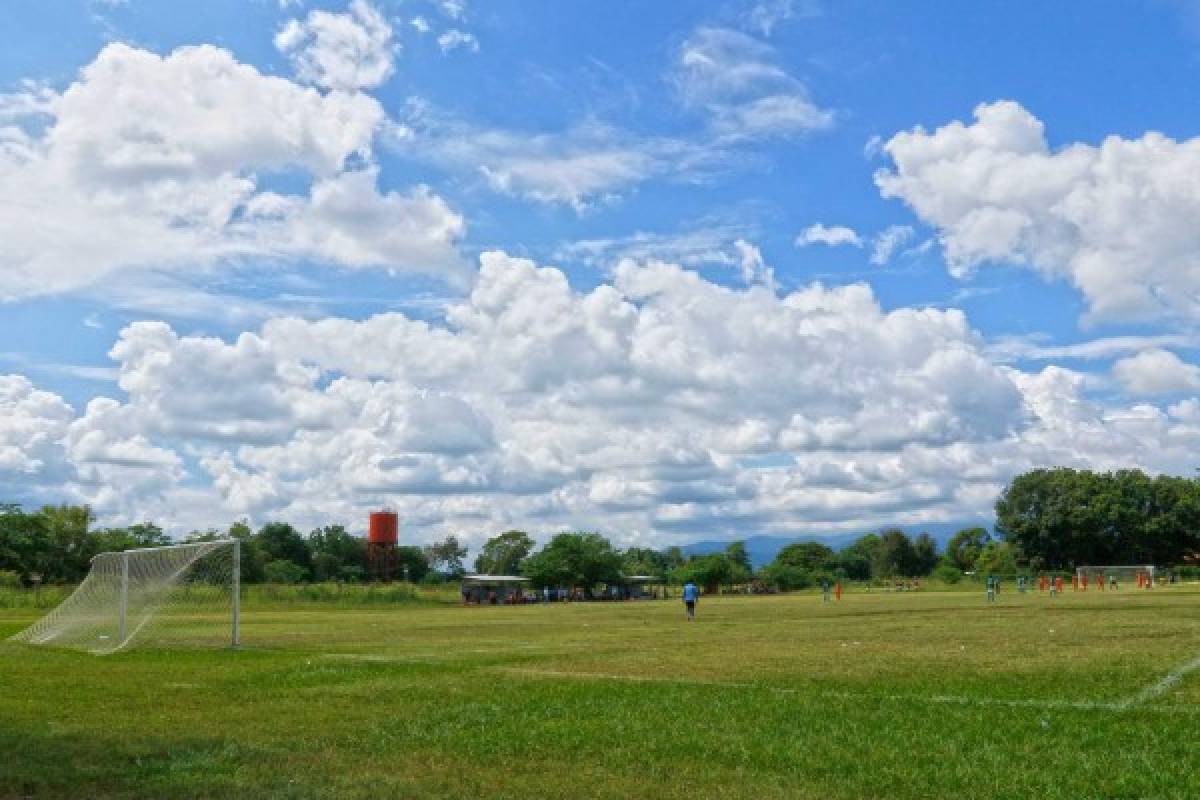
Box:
682;580;700;622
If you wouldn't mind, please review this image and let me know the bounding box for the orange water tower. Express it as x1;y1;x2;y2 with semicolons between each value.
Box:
367;511;399;581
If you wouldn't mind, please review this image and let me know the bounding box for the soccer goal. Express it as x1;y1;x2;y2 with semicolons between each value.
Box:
1075;565;1156;588
9;539;240;654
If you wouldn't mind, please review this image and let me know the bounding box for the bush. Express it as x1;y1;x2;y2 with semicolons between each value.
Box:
338;566;365;583
932;563;963;584
263;559;308;584
420;572;447;586
0;570;22;589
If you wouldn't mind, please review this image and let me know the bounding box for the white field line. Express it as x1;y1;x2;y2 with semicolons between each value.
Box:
1118;651;1200;709
494;667;1200;717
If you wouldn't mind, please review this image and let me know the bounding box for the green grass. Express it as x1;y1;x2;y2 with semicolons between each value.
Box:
2;586;1199;799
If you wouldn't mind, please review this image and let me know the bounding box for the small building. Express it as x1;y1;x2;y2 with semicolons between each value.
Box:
461;574;530;605
604;575;665;600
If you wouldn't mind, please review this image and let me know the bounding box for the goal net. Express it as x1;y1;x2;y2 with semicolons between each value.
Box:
1075;565;1156;588
8;539;240;654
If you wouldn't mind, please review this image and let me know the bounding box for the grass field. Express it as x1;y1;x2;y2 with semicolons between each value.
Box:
3;586;1199;799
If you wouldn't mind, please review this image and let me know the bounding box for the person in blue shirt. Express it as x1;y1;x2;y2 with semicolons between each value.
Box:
682;580;700;621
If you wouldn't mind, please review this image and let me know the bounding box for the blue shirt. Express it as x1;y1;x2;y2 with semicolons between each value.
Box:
682;583;699;602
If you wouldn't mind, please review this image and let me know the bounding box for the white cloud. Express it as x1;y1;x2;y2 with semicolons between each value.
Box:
11;251;1200;543
6;252;1036;540
877;100;1200;322
0;375;73;478
402;110;700;211
796;223;862;248
733;239;776;289
0;42;467;301
410;16;431;34
870;224;914;265
674;27;833;140
275;0;396;91
439;0;466;20
437;29;479;53
558;224;748;269
745;0;820;36
988;333;1200;363
1112;349;1200;395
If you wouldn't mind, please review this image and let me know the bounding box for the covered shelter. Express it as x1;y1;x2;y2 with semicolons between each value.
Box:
461;574;530;605
604;575;666;600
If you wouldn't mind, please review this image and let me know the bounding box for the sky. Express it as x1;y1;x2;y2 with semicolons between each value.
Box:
4;0;1200;550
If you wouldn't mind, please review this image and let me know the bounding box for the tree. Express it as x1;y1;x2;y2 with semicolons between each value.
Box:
944;527;991;572
396;546;431;583
836;534;881;580
521;532;623;592
622;547;667;576
257;522;312;571
725;541;753;573
91;522;171;556
228;521;266;583
0;504;48;582
996;468;1200;569
871;529;919;578
474;530;534;575
308;525;366;579
674;553;734;594
425;535;468;577
774;542;835;572
913;533;939;576
33;504;95;583
976;541;1019;576
663;546;687;571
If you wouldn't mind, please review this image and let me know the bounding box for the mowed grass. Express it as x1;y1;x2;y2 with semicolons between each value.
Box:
2;587;1199;799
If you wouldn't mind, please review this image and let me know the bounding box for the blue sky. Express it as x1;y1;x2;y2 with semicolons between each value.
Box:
4;0;1200;547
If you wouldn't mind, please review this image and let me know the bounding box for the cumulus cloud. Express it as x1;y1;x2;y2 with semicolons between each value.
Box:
674;27;833;140
796;223;862;248
0;375;73;478
8;252;1200;544
3;252;1041;540
1112;349;1200;395
877;100;1200;322
0;42;467;301
275;0;396;91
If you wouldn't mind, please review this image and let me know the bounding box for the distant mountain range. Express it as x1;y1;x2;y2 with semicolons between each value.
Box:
681;521;994;568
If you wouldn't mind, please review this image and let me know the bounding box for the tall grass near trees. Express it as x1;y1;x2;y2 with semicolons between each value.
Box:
0;581;459;612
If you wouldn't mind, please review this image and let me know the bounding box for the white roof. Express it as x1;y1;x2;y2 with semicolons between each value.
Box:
462;574;530;584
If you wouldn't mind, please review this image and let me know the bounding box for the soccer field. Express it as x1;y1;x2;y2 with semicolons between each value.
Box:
3;588;1199;799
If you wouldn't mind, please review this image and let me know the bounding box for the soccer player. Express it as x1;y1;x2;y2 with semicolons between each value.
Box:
682;580;699;622
821;579;831;602
986;575;996;603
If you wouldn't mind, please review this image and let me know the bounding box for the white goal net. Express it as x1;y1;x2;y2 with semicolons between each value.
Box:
1075;565;1156;588
8;539;240;654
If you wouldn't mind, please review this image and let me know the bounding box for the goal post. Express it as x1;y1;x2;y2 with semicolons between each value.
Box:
9;539;240;654
1075;565;1156;588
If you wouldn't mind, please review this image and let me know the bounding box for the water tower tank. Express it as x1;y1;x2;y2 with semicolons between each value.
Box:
368;511;399;545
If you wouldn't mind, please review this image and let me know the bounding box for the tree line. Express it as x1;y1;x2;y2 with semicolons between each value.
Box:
3;467;1198;589
0;502;998;593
